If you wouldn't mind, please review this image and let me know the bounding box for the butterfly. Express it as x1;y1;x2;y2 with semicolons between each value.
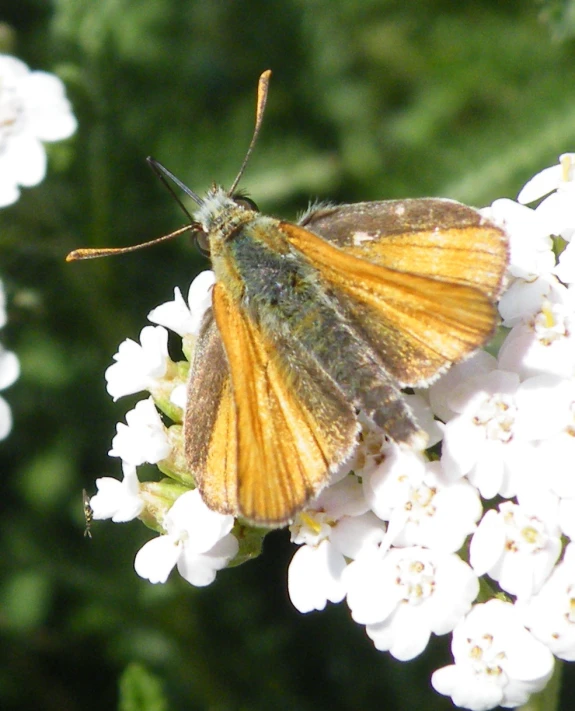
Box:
68;71;508;528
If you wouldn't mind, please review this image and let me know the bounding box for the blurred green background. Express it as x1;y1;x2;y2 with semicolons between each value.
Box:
1;1;575;709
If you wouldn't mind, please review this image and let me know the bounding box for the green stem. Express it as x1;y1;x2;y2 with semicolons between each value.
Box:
518;659;562;711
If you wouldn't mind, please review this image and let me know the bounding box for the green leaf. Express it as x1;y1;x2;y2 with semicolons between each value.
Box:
118;663;169;711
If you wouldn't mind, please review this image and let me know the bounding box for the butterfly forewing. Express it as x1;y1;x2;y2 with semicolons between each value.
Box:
300;199;507;300
283;200;507;387
185;313;239;516
193;282;358;525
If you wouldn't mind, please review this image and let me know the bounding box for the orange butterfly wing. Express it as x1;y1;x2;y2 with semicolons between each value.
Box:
300;198;507;299
185;284;358;526
282;203;507;387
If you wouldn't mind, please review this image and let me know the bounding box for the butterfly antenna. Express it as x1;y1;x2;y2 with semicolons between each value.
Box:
67;71;271;264
66;224;194;262
147;157;204;215
228;69;271;195
66;158;205;262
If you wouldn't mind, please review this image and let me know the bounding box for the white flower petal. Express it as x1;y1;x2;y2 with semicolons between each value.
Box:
520;542;575;660
22;71;77;141
329;512;386;559
470;510;505;575
148;271;215;337
428;351;497;423
343;551;397;625
488;199;554;280
108;398;171;465
432;665;504;711
367;604;431;661
148;287;195;337
313;474;369;519
165;489;234;553
105;326;169;400
177;533;238;587
0;348;20;390
134;535;181;584
90;463;143;522
288;540;346;613
0;396;13;440
518;164;563;204
170;383;187;409
0;176;20;208
6;134;47;186
555;241;575;284
0;54;76;208
186;271;215;318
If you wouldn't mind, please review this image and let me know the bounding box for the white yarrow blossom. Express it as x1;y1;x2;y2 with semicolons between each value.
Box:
438;367;540;499
428;350;498;423
432;600;554;711
363;445;482;553
134;489;238;587
470;500;562;599
90;462;143;522
105;325;171;400
518;153;575;203
518;152;575;241
486;198;555;283
497;273;562;328
485;197;558;329
148;270;215;337
108;397;171;465
344;546;478;661
0;54;77;208
498;291;575;380
520;543;575;661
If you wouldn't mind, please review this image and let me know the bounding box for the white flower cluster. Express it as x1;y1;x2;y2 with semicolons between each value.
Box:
0;279;19;439
89;154;575;710
0;54;77;208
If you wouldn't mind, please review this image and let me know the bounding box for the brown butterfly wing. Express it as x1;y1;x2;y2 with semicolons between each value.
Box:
186;283;358;526
185;311;239;515
282;201;507;387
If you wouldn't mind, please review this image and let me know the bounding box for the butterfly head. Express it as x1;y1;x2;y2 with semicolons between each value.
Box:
192;186;260;254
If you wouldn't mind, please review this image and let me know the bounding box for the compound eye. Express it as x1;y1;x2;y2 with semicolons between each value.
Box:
195;229;210;255
233;195;259;211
